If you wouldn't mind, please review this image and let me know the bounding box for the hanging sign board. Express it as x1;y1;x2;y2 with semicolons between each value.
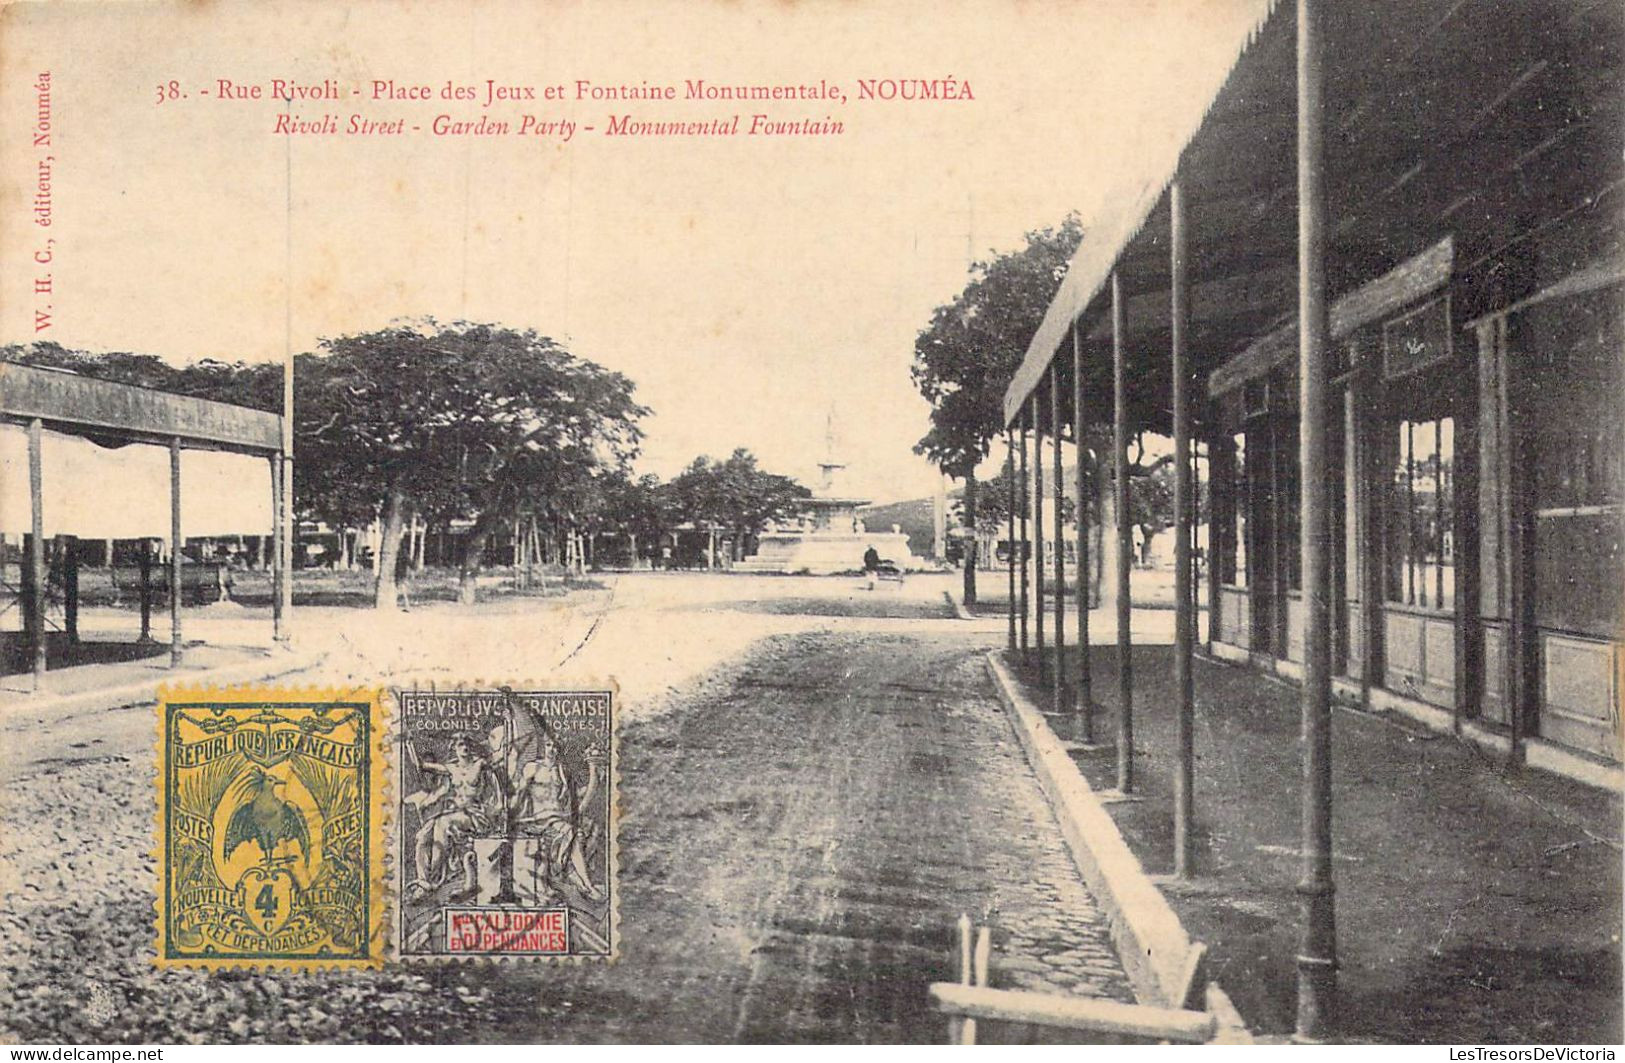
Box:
1383;296;1453;379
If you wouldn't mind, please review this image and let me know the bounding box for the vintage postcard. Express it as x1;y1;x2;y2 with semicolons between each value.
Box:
396;687;616;961
154;686;387;967
1;0;1620;1049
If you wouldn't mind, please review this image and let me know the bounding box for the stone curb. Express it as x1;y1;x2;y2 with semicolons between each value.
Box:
943;589;977;622
983;649;1231;1024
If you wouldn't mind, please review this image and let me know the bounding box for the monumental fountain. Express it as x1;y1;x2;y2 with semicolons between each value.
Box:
736;415;925;575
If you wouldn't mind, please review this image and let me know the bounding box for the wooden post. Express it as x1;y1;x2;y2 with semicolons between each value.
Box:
1073;324;1094;740
1208;432;1232;649
1171;177;1195;878
139;539;154;642
1052;361;1067;715
278;456;294;639
1033;389;1047;686
1355;368;1383;700
1295;0;1337;1036
1112;272;1134;794
1454;333;1482;725
950;913;973;1044
170;437;184;668
63;536;78;644
1497;314;1530;766
271;455;285;641
27;419;46;689
1019;415;1031;661
968;925;991;1046
1007;429;1018;653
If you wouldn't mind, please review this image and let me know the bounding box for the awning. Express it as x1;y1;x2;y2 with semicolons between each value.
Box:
1002;0;1281;426
1002;0;1625;430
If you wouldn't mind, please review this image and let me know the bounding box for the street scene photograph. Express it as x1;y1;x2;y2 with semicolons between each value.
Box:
0;0;1621;1050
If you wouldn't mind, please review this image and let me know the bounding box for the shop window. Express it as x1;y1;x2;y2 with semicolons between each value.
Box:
1523;285;1623;638
1385;416;1454;610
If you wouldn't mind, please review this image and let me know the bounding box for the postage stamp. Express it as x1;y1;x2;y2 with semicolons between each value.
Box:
395;687;616;961
155;687;387;967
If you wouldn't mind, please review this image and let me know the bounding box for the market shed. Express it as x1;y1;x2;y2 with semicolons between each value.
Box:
0;362;287;688
999;0;1622;1037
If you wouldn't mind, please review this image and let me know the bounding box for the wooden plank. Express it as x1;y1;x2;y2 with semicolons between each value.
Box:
1208;236;1455;396
0;362;281;452
928;983;1216;1043
1334;236;1453;337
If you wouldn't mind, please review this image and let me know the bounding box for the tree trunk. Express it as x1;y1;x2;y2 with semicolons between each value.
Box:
373;483;408;609
1097;467;1120;615
962;471;979;605
460;518;494;605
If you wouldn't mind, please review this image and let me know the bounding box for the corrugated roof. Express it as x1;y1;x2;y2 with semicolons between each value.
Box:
1002;0;1282;425
1002;0;1625;429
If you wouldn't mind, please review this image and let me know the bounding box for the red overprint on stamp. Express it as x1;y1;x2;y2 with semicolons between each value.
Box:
445;907;569;954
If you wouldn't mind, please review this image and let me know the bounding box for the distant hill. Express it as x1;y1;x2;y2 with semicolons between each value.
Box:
859;496;937;558
863;464;1084;557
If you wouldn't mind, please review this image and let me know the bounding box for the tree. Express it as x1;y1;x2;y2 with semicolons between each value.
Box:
299;320;647;608
667;449;810;562
2;341;282;410
911;215;1085;604
595;472;671;566
4;334;649;603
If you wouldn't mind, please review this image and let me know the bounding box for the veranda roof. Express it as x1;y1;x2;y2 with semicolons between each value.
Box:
1003;0;1625;432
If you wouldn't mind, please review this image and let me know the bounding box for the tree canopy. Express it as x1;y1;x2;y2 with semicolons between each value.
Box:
664;449;811;559
5;323;650;607
298;321;647;604
910;215;1084;480
910;215;1084;600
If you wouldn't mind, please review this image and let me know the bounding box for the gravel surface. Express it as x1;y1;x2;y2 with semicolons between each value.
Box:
1;573;1128;1043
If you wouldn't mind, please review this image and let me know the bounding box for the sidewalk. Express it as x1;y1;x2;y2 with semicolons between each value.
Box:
1005;644;1623;1044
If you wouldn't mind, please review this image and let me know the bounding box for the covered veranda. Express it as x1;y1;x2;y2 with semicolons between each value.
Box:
998;0;1622;1038
0;362;289;692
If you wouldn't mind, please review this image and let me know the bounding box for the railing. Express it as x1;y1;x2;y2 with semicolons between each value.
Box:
929;915;1225;1045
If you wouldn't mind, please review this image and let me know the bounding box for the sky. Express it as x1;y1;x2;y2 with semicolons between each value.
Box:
1;0;1266;503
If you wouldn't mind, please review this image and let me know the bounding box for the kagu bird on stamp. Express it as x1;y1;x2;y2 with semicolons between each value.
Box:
396;686;617;961
155;688;387;967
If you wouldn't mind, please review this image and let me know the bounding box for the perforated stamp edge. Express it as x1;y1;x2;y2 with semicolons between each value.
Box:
151;683;390;970
389;678;620;966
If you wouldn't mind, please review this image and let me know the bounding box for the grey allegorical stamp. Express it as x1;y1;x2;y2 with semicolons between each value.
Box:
395;686;616;960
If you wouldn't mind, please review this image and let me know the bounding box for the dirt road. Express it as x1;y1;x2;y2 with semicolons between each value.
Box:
1;574;1131;1043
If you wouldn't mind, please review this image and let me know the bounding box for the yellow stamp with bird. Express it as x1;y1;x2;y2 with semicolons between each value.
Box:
155;687;387;967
